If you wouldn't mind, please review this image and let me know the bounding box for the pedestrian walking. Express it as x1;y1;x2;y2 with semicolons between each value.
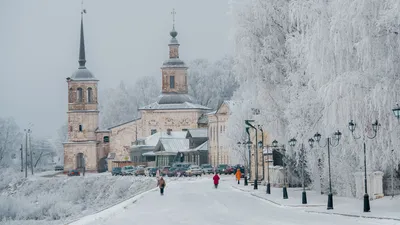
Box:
235;168;241;184
213;173;220;188
158;177;166;195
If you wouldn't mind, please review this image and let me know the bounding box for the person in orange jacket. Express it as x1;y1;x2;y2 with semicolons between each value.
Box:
235;168;242;184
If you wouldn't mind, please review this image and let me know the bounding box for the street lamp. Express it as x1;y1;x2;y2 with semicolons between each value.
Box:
289;138;310;205
237;141;249;186
392;104;400;120
313;130;342;210
258;125;266;191
274;140;289;199
245;120;258;190
348;119;379;213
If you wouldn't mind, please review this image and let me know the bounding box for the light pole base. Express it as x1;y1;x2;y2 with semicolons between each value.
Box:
283;186;288;199
363;193;371;212
327;193;333;210
244;177;248;186
302;191;307;204
254;179;258;190
266;183;271;194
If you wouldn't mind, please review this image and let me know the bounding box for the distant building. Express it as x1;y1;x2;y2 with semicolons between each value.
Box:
207;101;237;166
63;10;212;172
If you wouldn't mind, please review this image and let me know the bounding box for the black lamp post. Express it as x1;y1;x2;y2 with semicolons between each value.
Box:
273;140;289;199
313;130;342;210
290;138;312;205
348;119;379;213
245;120;258;190
237;140;250;186
258;125;265;186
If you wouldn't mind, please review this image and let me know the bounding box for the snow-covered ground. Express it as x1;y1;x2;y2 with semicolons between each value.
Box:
233;184;400;221
0;169;157;225
69;176;398;225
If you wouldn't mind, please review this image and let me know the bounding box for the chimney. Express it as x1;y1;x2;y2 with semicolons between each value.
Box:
167;129;172;135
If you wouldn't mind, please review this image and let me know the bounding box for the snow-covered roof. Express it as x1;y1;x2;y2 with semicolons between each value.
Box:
187;128;207;138
139;101;211;110
194;141;208;151
130;131;187;150
156;138;189;153
197;114;208;124
142;151;156;156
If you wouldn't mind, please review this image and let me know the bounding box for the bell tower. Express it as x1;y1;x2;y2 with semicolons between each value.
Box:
161;9;189;94
63;7;100;172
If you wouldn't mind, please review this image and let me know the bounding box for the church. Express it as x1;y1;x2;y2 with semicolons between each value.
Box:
63;10;214;172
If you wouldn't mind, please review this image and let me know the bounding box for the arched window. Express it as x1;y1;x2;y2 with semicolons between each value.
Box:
87;87;93;103
68;88;73;103
79;125;83;132
77;88;83;103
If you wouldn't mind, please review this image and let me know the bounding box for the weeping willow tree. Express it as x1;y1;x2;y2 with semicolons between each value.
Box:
229;0;400;196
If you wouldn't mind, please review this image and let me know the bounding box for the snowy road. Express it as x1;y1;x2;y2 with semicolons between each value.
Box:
75;177;397;225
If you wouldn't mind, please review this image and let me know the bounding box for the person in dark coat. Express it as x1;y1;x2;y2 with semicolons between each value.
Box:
213;173;220;188
158;177;166;195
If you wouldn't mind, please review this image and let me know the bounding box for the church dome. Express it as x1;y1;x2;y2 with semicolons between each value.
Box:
71;67;97;81
157;93;194;104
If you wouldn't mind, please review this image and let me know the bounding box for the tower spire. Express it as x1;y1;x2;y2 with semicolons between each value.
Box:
170;8;177;38
78;1;87;68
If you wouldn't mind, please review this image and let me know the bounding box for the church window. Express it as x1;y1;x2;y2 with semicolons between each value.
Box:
170;76;175;89
103;136;109;143
79;125;83;132
87;87;93;103
151;129;157;135
77;88;83;103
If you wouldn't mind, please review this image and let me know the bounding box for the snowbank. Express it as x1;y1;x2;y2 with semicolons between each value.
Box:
0;168;156;225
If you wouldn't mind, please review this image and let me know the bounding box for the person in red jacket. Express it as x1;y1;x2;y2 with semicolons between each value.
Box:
213;173;220;188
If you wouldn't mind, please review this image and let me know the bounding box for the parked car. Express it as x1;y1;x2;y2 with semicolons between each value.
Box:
200;164;213;174
121;166;135;176
145;167;156;176
67;169;80;176
175;167;187;177
149;167;158;177
55;165;64;171
184;165;202;177
111;167;123;176
161;166;171;176
216;164;233;175
167;167;177;177
135;167;145;176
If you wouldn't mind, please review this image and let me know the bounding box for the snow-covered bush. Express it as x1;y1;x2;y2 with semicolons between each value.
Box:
0;169;155;224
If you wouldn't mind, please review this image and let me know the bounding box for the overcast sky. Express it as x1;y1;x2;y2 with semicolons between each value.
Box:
0;0;233;138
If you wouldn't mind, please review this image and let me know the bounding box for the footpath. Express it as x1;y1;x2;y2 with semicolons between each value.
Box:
231;183;400;222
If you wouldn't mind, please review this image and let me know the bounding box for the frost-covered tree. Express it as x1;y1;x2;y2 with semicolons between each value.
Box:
229;0;400;196
188;56;238;110
99;76;159;128
0;117;22;168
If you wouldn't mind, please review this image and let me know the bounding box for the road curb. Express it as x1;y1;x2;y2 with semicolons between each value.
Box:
306;210;400;222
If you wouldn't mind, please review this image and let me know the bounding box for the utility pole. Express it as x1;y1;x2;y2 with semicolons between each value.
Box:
29;131;33;175
24;129;29;178
20;144;23;172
